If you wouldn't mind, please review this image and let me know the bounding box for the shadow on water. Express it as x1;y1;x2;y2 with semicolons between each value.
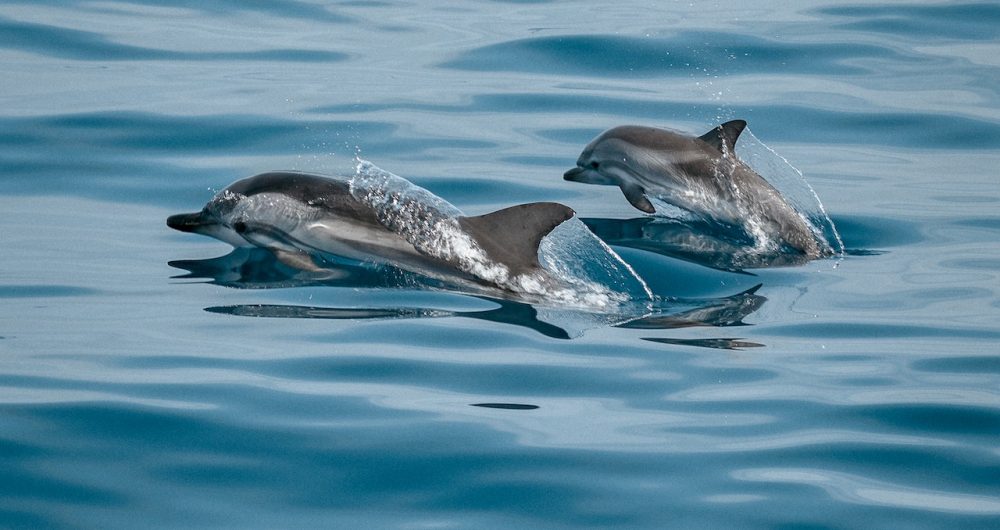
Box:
206;299;575;340
641;337;764;351
470;403;540;410
620;284;765;329
831;215;924;250
169;248;767;342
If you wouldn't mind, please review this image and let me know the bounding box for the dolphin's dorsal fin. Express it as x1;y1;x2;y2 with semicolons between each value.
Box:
698;119;747;154
457;202;575;276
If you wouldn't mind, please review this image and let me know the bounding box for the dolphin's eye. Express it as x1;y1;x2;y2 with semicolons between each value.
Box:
233;221;247;233
590;161;600;169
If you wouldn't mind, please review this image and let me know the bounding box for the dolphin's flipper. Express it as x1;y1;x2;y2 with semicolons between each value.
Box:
698;119;747;154
621;182;656;214
457;202;575;276
235;224;337;275
234;221;322;272
272;249;325;272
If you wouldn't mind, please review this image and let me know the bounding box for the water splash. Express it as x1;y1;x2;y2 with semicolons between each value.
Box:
714;140;782;257
737;129;846;258
349;159;519;292
539;218;653;303
349;159;650;309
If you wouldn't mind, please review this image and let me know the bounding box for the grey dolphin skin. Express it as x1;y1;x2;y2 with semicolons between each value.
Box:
564;120;825;258
168;171;574;290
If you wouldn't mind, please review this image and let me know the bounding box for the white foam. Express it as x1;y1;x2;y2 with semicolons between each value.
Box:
349;160;649;309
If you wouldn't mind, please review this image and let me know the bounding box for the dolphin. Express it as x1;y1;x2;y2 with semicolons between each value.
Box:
564;120;826;258
167;170;575;294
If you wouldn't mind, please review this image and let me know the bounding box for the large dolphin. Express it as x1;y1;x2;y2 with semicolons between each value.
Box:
167;170;575;294
564;120;826;258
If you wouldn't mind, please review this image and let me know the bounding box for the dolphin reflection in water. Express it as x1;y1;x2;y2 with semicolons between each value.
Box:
581;216;816;271
169;247;766;346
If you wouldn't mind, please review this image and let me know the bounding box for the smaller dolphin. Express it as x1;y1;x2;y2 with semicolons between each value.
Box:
564;120;826;258
168;170;575;295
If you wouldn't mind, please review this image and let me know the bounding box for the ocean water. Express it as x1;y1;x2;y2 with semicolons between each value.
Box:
2;1;999;528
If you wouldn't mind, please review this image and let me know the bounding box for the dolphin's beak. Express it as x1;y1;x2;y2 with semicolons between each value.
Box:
167;211;208;233
563;166;585;181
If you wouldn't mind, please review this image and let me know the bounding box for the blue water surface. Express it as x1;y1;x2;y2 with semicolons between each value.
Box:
2;1;999;528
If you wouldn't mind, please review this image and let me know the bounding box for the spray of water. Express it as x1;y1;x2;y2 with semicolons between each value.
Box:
737;129;846;259
349;159;651;309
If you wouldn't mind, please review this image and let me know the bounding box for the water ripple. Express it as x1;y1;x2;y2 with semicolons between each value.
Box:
734;468;1000;514
0;17;348;62
439;32;917;77
818;3;1000;41
314;94;1000;150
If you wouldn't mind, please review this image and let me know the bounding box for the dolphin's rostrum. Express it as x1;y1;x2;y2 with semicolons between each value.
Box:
565;120;829;258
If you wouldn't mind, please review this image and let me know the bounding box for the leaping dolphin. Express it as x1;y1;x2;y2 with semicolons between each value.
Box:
167;170;575;295
564;120;827;258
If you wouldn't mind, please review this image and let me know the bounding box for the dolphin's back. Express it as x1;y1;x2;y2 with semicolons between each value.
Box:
597;125;695;152
228;171;381;226
227;171;346;200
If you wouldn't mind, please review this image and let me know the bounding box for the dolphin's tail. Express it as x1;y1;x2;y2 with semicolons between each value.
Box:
457;202;575;276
